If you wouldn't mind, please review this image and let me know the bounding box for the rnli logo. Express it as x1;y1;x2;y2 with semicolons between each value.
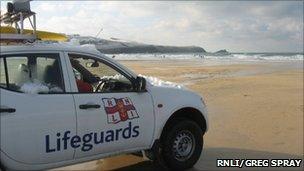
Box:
102;97;139;124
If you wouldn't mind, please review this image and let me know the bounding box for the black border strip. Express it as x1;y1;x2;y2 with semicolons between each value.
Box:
3;57;9;89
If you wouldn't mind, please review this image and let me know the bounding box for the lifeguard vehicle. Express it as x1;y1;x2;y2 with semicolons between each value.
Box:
0;1;208;170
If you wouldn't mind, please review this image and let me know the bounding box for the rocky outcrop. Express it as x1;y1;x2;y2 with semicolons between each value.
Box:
213;49;230;55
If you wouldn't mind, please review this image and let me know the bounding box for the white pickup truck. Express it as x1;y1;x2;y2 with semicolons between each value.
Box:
0;44;208;170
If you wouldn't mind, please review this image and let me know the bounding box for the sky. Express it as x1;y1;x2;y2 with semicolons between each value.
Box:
1;1;303;52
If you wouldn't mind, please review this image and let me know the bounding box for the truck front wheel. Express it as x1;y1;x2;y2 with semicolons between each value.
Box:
161;120;203;170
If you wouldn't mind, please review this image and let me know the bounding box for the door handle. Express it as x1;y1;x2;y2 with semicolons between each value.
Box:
0;108;16;113
79;104;101;109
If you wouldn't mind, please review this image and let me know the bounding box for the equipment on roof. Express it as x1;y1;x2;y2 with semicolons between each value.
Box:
0;0;67;43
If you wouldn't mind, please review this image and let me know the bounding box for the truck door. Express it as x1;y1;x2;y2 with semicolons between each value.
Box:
65;53;154;158
0;53;76;165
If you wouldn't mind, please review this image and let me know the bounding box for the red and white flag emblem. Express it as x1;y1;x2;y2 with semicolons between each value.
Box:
102;97;139;124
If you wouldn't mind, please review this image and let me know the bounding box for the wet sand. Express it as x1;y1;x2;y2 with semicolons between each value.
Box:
56;60;303;170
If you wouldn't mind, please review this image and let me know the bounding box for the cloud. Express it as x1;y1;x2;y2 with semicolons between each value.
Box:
0;1;302;52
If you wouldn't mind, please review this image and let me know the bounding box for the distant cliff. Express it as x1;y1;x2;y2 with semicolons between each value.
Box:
97;44;206;54
69;35;206;54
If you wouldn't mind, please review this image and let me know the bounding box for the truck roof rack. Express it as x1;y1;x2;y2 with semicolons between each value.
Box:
0;33;37;43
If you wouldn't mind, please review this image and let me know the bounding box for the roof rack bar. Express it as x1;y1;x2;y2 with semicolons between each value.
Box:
0;33;37;40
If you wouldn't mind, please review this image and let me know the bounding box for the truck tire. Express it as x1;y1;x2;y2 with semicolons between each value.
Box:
0;164;6;171
161;120;203;170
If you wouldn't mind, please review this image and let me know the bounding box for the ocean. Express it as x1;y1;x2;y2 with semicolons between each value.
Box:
110;53;303;61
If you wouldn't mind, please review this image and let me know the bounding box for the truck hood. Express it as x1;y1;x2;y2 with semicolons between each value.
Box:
141;75;186;90
142;75;202;100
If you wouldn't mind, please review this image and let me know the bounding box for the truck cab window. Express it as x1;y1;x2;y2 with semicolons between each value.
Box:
69;54;134;93
2;54;65;94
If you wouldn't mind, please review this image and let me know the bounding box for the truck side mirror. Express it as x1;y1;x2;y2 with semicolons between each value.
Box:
135;76;146;92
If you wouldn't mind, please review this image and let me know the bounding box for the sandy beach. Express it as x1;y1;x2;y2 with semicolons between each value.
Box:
56;60;303;171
